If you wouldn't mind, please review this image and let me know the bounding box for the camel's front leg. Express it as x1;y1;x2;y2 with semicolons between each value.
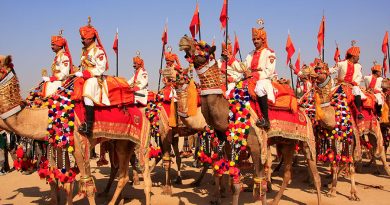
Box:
326;164;338;198
108;141;133;205
349;163;360;201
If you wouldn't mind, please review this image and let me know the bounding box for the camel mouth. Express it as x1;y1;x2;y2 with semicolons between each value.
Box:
179;44;190;51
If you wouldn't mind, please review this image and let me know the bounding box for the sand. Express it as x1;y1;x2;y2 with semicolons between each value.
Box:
0;146;389;205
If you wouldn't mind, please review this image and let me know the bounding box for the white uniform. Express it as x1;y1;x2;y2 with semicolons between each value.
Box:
81;42;110;106
329;60;365;99
128;68;148;105
217;58;244;95
245;48;276;103
43;49;70;97
364;75;384;105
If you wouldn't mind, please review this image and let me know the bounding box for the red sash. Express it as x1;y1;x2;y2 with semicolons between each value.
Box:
344;61;355;83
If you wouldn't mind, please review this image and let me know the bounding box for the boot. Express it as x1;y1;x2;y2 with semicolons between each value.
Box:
375;103;382;119
256;95;270;129
354;95;364;120
78;105;94;137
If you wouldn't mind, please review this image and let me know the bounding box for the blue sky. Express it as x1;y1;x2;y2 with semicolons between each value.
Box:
1;0;389;96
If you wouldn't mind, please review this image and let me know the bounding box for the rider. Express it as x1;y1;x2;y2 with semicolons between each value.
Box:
128;53;148;106
245;20;276;129
363;63;384;117
329;42;365;119
161;49;181;103
42;31;73;97
217;40;245;95
74;18;109;137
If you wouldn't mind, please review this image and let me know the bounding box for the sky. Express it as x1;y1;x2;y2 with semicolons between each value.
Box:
1;0;389;97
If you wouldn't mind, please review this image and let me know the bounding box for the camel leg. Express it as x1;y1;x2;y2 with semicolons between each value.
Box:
172;137;182;184
143;149;152;205
272;143;294;205
266;146;273;192
64;182;74;205
210;174;222;205
161;130;173;195
349;163;360;201
108;141;133;205
49;182;59;205
98;142;119;197
302;142;321;205
130;154;140;185
72;134;96;205
248;132;267;205
326;164;338;197
191;164;208;187
379;147;390;176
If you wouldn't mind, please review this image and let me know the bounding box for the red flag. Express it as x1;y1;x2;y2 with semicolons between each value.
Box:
295;51;301;74
161;24;168;45
317;16;325;56
219;0;227;29
334;45;340;63
286;34;295;64
112;31;118;55
233;33;240;57
189;3;200;39
382;31;389;55
383;31;389;76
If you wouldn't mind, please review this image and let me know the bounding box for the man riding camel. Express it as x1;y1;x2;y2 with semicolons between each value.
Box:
217;40;245;96
364;63;384;117
329;41;365;120
245;19;276;129
128;53;148;106
41;31;73;97
74;17;109;137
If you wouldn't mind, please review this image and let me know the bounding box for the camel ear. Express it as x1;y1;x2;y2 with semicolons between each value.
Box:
209;46;216;56
4;55;12;67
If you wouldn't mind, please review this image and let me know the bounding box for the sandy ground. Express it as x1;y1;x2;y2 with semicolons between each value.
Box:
0;143;389;205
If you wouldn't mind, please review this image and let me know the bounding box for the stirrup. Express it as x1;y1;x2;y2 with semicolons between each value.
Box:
255;118;270;129
357;112;364;120
78;122;92;137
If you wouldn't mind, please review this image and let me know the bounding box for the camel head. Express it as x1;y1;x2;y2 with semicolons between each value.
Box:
0;55;14;81
313;61;330;84
178;35;216;69
382;78;390;91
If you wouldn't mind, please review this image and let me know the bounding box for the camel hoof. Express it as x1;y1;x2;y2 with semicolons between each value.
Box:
191;180;201;187
326;192;337;198
349;193;360;201
210;199;222;205
372;170;381;175
161;185;172;195
133;180;140;185
174;176;182;185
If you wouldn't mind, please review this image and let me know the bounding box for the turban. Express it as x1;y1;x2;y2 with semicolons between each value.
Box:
221;42;233;54
51;36;66;47
133;56;144;68
164;52;181;68
346;46;360;57
252;27;268;48
371;64;382;72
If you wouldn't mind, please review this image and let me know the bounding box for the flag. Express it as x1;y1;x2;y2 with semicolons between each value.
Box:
383;31;389;76
219;0;227;29
295;51;301;74
161;23;168;45
334;44;340;63
317;16;325;56
112;30;118;55
233;33;240;57
286;34;295;64
382;31;389;55
189;3;200;39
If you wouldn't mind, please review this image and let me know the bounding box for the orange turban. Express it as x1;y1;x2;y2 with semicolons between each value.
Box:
79;26;97;39
346;46;360;57
164;52;181;68
221;42;233;54
252;27;268;48
371;64;382;72
51;36;66;47
133;56;144;68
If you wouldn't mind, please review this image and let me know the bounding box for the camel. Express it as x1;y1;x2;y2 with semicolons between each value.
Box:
309;64;390;201
178;35;321;205
0;55;152;205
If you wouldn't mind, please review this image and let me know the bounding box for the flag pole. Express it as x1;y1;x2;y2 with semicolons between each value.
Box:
288;30;295;90
116;28;119;77
197;0;201;40
387;37;390;76
235;31;243;62
322;13;325;62
225;0;229;89
157;44;165;95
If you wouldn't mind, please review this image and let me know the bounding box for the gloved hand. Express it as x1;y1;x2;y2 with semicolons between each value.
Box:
42;76;50;82
74;71;83;77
